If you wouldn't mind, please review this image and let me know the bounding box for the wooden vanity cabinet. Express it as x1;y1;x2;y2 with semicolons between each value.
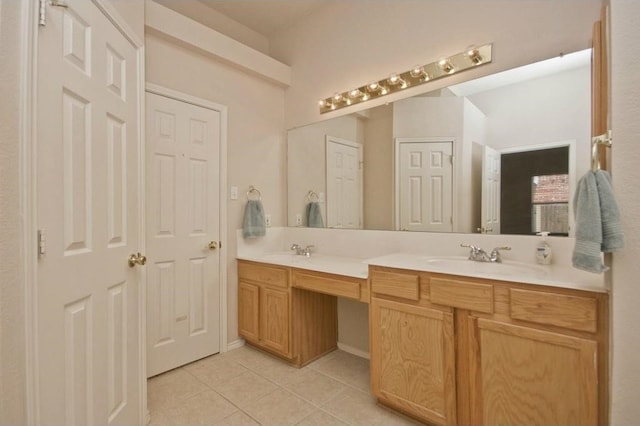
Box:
237;260;339;366
238;261;292;358
370;268;458;426
369;266;609;426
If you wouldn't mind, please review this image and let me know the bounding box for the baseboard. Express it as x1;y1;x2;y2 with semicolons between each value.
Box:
226;338;245;351
337;342;370;360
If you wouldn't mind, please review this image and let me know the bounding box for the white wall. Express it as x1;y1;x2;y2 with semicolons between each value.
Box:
468;65;591;179
363;105;394;229
269;0;602;129
0;1;27;423
610;0;640;423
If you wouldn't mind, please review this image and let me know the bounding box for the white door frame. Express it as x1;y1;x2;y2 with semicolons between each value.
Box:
393;137;458;231
499;140;576;237
145;83;229;355
22;1;146;423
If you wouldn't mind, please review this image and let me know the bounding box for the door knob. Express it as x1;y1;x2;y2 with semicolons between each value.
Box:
207;241;218;250
128;252;147;267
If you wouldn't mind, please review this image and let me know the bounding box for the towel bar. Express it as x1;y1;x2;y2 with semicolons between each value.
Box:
307;190;319;202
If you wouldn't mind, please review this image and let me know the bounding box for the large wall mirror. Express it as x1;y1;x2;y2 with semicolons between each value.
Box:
287;49;591;236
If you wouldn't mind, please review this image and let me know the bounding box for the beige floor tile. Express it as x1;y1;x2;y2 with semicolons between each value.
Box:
148;409;173;426
309;350;371;392
147;368;209;412
213;410;261;426
184;353;249;387
321;387;420;426
230;344;280;369
213;370;279;408
244;388;316;425
296;409;348;426
162;390;238;425
250;355;308;385
284;369;348;406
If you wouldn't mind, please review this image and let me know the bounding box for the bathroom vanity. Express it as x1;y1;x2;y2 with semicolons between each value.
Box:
237;244;608;426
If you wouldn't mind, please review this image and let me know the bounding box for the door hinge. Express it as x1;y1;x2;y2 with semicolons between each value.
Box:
38;0;46;26
219;241;222;249
450;155;455;164
39;0;69;27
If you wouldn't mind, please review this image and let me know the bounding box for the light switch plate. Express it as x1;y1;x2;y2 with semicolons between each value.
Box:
230;186;238;200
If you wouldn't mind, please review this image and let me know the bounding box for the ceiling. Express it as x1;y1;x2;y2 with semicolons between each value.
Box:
197;0;328;37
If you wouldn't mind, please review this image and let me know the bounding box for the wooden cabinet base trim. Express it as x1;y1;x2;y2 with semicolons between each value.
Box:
377;392;447;426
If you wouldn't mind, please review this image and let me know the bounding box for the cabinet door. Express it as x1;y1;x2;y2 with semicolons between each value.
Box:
477;319;597;425
261;287;290;357
371;298;456;425
238;281;260;343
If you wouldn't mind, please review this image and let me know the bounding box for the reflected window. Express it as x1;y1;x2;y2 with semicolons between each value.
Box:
531;174;569;235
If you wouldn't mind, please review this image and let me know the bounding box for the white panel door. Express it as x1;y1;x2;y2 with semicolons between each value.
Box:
146;92;221;377
36;1;142;424
399;141;453;232
326;136;363;229
481;145;501;234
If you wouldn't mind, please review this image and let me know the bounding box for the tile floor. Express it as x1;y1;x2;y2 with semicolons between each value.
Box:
148;345;422;425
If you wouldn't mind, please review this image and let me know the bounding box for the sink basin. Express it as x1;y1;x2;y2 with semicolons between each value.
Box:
423;256;548;278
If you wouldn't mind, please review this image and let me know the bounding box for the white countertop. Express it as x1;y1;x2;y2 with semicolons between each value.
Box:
237;251;608;293
366;253;608;293
237;252;369;279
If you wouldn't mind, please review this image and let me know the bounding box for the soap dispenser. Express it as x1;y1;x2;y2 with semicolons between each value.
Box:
536;232;552;265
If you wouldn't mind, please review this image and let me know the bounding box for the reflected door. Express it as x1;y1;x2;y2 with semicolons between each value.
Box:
481;145;501;234
326;136;363;228
36;0;142;423
146;92;221;377
398;141;453;232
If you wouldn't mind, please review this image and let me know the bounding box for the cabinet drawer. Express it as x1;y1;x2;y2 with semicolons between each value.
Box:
293;271;361;300
370;270;419;301
430;277;493;313
509;288;597;333
238;261;289;288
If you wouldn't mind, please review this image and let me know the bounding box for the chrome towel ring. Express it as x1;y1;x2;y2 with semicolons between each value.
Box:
247;185;262;200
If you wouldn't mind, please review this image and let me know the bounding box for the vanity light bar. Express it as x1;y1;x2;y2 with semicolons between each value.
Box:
318;43;493;114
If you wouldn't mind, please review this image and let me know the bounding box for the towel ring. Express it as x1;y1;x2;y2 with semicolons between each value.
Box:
591;131;613;172
247;185;261;201
307;190;319;202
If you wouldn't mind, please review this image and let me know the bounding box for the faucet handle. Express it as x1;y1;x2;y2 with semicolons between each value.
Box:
290;243;300;251
460;243;479;251
491;246;512;252
303;245;315;256
490;246;511;262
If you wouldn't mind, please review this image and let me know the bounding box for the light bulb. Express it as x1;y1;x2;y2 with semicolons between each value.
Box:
333;92;343;102
439;58;454;74
349;88;363;99
466;48;482;65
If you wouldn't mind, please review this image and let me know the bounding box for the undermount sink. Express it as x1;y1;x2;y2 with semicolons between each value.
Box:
423;256;548;278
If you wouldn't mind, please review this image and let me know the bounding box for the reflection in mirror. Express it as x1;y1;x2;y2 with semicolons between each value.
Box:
288;49;592;236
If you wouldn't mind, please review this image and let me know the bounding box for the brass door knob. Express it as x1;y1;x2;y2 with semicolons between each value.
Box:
208;241;218;250
128;252;147;267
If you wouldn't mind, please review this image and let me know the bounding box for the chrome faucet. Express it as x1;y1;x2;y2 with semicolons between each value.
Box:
489;246;512;263
290;243;314;257
461;243;511;263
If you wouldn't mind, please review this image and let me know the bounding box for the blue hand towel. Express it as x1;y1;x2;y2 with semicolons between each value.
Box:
572;170;624;273
306;202;324;228
595;170;624;252
572;172;604;273
242;200;266;239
